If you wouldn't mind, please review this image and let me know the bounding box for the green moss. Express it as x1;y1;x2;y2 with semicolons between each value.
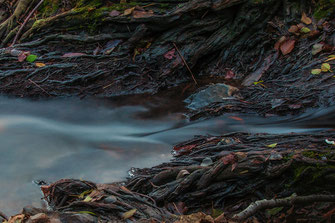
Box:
314;0;335;19
39;0;60;18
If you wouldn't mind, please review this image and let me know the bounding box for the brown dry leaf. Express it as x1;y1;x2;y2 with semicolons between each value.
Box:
325;57;335;62
288;25;299;33
124;7;135;16
274;36;286;50
280;39;295;55
123;209;137;219
133;10;154;18
301;12;312;25
35;62;46;67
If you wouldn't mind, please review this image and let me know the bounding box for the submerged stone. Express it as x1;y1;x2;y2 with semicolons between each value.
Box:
184;83;239;110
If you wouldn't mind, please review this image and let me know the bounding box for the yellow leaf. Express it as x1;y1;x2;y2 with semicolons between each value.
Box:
325;57;335;62
83;196;92;202
240;170;249;174
123;7;135;16
35;62;46;67
321;63;331;72
300;27;311;33
267;143;277;148
328;55;335;58
301;12;312;25
311;69;322;75
78;189;93;199
123;209;137;219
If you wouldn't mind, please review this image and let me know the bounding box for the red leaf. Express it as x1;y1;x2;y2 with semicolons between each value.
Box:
173;144;196;156
221;153;236;165
18;53;27;62
164;48;176;60
62;52;87;57
225;70;235;79
280;39;295;55
229;116;243;121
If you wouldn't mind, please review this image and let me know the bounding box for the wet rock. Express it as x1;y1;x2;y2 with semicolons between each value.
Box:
184;83;239;110
200;157;213;167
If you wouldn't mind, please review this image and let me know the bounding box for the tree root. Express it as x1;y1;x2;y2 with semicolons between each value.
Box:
234;194;335;220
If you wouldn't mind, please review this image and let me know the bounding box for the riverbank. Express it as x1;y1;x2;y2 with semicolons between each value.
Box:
3;131;335;222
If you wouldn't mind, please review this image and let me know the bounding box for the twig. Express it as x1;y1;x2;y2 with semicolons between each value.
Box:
0;210;8;221
233;194;335;220
11;0;45;46
28;79;51;96
173;43;198;85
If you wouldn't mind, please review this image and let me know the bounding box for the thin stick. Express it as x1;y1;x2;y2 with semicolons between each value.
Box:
173;42;198;85
28;79;51;96
11;0;45;46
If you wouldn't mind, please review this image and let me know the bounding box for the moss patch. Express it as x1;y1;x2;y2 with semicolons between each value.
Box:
314;0;335;19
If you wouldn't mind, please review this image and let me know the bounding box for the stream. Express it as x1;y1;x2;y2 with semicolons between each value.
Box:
0;95;333;215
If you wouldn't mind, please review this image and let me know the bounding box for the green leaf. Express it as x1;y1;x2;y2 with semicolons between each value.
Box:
26;54;38;62
83;196;92;202
76;211;96;216
300;27;311;33
311;69;322;75
78;189;93;199
321;63;331;72
267;143;278;148
123;209;137;219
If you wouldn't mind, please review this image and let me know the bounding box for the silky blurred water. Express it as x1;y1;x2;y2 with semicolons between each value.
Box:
0;96;332;215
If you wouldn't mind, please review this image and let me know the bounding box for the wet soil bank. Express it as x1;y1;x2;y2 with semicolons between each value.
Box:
1;0;335;222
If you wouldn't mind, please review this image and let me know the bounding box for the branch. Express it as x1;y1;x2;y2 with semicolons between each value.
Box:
234;194;335;220
11;0;44;46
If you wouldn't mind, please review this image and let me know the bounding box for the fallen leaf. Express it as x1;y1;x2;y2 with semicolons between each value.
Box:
133;10;154;18
312;43;323;55
26;54;38;62
280;39;295;55
321;63;331;72
325;57;335;62
240;170;249;174
300;27;311;33
225;69;235;79
301;12;312;25
164;48;176;59
267;143;277;148
289;104;302;109
229;116;243;121
311;68;322;74
120;186;132;194
109;10;120;17
221;153;236;165
62;52;87;57
35;62;46;67
18;52;28;62
76;211;96;216
123;7;135;16
231;162;238;171
288;25;299;33
83;196;92;202
274;36;286;50
123;209;137;219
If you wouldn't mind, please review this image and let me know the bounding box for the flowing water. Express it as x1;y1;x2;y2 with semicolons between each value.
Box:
0;95;333;215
